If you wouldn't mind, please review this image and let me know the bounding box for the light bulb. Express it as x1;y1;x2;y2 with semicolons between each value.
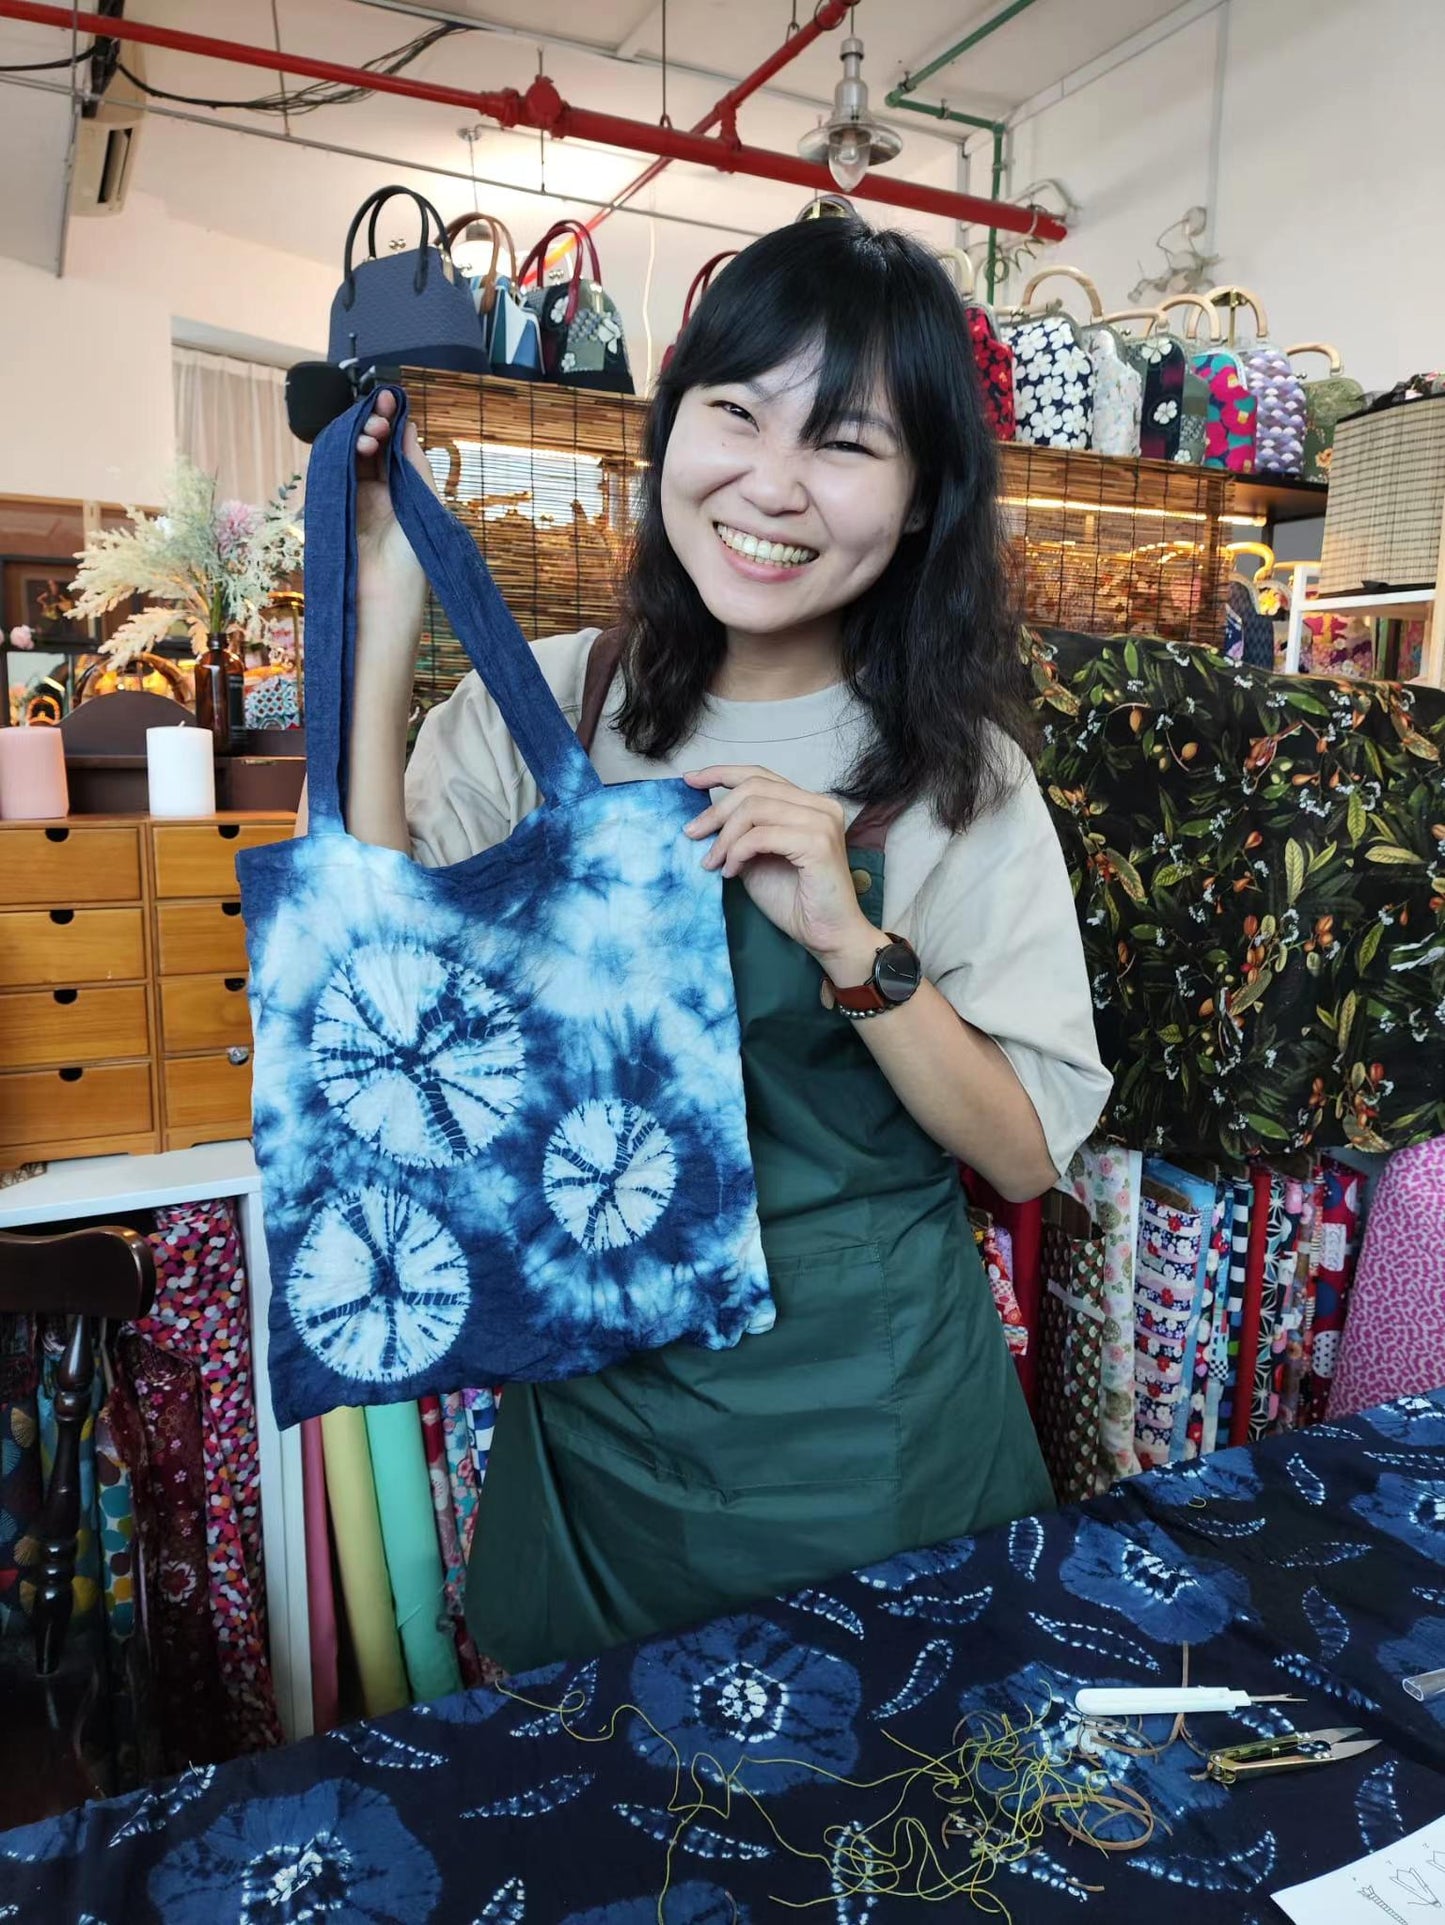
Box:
827;126;870;193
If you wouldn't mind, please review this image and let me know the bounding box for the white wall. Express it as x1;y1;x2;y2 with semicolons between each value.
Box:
1;193;336;504
1000;0;1445;390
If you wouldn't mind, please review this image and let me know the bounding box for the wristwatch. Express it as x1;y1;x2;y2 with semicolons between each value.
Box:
827;933;923;1019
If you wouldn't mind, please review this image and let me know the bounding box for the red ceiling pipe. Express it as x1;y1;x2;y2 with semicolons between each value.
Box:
0;0;1066;240
524;78;1066;236
581;0;851;241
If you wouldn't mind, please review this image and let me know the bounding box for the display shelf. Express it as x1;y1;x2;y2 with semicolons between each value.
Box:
1226;472;1329;526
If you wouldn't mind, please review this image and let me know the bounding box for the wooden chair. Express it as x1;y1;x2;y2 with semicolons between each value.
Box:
0;1224;155;1828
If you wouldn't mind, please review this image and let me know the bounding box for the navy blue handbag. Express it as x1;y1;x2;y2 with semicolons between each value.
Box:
326;187;489;378
237;387;773;1429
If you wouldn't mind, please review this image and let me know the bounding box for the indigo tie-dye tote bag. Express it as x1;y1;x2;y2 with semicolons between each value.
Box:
237;387;772;1429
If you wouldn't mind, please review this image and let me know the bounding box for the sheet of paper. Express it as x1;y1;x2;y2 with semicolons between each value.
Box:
1274;1813;1445;1922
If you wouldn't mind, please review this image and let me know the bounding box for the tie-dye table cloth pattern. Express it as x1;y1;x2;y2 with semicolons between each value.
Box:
7;1393;1445;1923
238;389;771;1428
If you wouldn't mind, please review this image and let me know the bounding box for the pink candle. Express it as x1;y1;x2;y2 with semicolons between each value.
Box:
0;725;69;820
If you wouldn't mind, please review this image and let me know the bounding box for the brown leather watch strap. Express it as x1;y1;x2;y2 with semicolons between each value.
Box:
827;932;907;1013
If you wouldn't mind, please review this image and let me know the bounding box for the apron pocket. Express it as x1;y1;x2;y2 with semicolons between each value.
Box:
625;1240;906;1499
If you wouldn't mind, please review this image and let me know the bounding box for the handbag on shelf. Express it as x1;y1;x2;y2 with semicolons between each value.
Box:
661;252;738;375
520;222;635;394
1206;285;1307;476
1158;294;1257;473
1317;376;1445;595
1020;266;1141;458
938;247;1015;442
443;212;542;381
327;186;489;378
1097;309;1196;463
1221;542;1283;670
1287;342;1365;485
237;386;771;1429
1146;296;1215;465
997;266;1097;451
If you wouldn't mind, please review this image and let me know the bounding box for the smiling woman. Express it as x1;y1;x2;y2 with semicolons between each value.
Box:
337;216;1110;1679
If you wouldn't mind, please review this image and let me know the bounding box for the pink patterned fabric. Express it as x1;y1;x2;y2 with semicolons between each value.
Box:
1331;1138;1445;1418
131;1201;281;1755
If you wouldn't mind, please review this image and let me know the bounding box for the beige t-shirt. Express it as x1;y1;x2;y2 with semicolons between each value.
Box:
405;628;1111;1176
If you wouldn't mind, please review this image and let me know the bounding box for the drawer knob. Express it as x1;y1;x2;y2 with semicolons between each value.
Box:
228;1046;251;1066
221;901;242;918
224;977;246;993
58;1067;83;1084
49;908;75;926
53;988;78;1006
44;827;70;844
218;824;241;841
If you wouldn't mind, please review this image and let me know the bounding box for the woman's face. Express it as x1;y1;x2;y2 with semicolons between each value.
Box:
659;348;919;641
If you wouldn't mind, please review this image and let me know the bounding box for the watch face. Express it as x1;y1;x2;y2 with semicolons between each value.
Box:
875;940;922;1004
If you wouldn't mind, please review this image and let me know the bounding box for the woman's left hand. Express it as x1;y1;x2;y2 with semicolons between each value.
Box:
683;766;878;976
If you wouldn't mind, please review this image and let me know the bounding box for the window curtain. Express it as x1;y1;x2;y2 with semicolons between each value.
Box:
172;348;307;508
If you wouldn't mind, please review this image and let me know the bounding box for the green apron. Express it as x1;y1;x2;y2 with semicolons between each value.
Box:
465;837;1054;1676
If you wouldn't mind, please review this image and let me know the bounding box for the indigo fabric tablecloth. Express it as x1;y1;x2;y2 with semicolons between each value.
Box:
5;1394;1445;1923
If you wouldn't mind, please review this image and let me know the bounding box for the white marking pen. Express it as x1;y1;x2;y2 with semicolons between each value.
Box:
1074;1687;1305;1718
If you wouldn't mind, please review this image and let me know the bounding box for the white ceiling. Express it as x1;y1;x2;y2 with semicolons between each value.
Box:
0;0;1189;275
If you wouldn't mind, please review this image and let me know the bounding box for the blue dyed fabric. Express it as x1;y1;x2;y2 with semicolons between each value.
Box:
238;388;771;1429
7;1396;1445;1921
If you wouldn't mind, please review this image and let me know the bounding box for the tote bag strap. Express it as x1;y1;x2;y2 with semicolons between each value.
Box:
304;384;601;833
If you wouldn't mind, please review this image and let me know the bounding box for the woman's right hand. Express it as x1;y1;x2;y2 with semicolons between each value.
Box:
353;387;436;657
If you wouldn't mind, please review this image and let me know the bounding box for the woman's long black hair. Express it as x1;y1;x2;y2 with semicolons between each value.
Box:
615;217;1033;832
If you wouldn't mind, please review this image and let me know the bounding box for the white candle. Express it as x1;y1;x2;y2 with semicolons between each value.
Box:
147;724;216;818
0;725;69;820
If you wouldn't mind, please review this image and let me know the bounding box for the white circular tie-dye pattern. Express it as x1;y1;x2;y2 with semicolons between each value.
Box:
543;1098;678;1253
310;943;525;1168
289;1186;471;1382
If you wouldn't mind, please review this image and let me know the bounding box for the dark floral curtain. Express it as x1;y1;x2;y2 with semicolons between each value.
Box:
1033;627;1445;1161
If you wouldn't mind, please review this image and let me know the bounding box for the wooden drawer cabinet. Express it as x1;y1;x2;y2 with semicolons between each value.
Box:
0;906;146;988
161;974;252;1053
0;983;149;1069
152;821;291;899
0;1060;152;1153
164;1049;253;1147
0;823;141;906
156;899;249;976
0;810;288;1162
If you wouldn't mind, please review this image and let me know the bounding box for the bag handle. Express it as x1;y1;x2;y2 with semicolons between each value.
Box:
302;385;600;835
936;247;976;297
339;187;451;307
682;251;738;324
1285;341;1343;375
1206;283;1270;345
444;212;519;315
1097;308;1166;335
1156;294;1221;342
519;221;605;332
1018;265;1103;318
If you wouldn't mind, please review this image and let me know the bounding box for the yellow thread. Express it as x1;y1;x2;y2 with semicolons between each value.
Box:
494;1663;1175;1925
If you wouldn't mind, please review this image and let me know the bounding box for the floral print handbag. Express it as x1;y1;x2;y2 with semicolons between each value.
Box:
1207;285;1307;476
1098;308;1195;462
1081;321;1144;457
937;247;1016;441
237;387;772;1429
998;266;1097;450
1158;295;1258;473
519;221;634;394
1288;341;1366;484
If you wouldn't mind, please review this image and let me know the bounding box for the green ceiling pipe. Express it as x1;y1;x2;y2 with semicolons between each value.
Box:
884;0;1044;299
891;0;1045;101
882;91;1007;299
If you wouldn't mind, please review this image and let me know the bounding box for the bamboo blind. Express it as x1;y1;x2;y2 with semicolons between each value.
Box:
404;371;1239;721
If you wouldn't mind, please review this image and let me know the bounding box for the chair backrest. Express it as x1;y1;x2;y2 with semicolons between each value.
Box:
0;1226;155;1676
